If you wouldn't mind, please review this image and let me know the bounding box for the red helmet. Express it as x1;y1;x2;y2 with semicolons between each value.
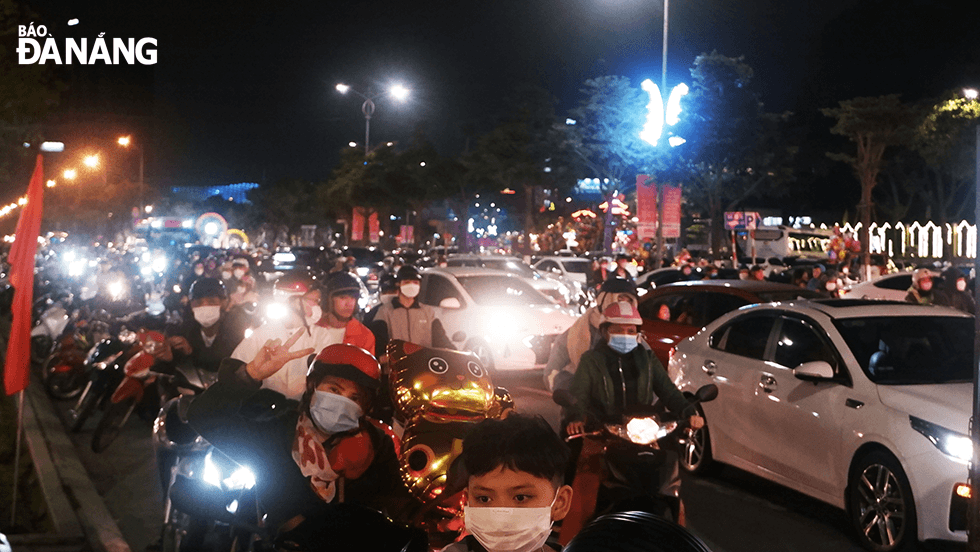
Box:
307;343;381;393
274;271;319;297
601;301;643;326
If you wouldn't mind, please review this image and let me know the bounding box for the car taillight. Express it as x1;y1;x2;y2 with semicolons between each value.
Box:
668;347;676;363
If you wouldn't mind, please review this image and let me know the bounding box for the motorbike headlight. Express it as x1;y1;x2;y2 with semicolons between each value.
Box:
626;416;677;445
266;301;289;320
203;449;256;490
107;280;125;301
910;416;973;463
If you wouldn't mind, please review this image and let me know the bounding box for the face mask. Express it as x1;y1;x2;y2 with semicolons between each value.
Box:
463;491;558;552
193;306;221;328
194;268;204;276
221;271;232;281
401;282;421;298
608;333;638;354
825;281;837;291
309;390;362;434
233;269;246;279
957;280;967;292
308;305;323;324
919;281;933;292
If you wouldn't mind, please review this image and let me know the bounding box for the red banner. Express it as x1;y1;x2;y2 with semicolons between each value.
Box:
368;212;380;243
399;225;414;244
5;155;44;395
663;185;682;238
351;208;365;242
635;174;657;240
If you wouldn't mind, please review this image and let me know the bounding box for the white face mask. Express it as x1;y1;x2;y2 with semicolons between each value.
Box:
825;281;837;291
400;282;421;298
193;305;221;328
233;268;246;279
221;271;233;281
194;268;204;276
307;305;323;325
957;279;968;292
463;491;557;552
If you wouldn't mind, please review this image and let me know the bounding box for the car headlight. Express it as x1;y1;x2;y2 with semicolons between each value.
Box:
910;416;973;463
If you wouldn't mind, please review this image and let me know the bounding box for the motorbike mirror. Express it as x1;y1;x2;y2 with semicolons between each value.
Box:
552;388;576;408
694;384;718;403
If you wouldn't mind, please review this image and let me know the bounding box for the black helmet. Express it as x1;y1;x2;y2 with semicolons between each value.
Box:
325;271;361;299
395;265;421;282
599;276;636;296
189;277;226;301
564;511;712;552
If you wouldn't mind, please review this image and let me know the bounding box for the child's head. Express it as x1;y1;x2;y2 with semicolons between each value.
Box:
460;414;573;518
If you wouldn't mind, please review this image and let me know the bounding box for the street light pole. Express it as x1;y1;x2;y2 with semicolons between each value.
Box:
336;82;409;158
361;98;375;157
654;0;669;269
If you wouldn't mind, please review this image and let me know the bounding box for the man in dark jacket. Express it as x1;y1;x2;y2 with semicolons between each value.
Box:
157;277;249;373
934;267;976;314
187;337;405;547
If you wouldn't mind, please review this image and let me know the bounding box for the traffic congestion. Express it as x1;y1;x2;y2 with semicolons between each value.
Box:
1;229;976;552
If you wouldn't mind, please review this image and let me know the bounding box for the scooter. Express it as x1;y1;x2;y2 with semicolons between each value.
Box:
68;328;142;433
90;330;167;452
553;384;718;546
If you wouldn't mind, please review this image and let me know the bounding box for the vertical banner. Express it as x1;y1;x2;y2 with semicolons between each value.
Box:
399;225;414;244
368;212;380;243
5;155;44;395
351;208;365;242
635;174;657;240
662;185;682;238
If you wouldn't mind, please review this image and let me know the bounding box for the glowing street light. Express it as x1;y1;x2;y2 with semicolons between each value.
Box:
965;88;979;100
83;154;99;168
63;168;77;180
335;82;411;156
117;135;146;215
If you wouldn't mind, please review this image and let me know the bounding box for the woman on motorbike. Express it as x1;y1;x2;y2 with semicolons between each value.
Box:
563;300;703;437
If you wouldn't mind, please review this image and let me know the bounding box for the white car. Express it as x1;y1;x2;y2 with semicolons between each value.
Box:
669;298;972;551
419;267;580;371
445;254;575;307
841;270;941;302
533;256;593;285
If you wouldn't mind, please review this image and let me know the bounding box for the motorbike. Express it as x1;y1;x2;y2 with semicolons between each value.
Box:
68;325;144;433
43;309;112;401
90;330;168;452
31;290;75;368
553;384;718;546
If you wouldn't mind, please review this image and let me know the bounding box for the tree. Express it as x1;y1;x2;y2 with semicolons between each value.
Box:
822;95;918;273
672;52;795;257
567;76;655;253
462;85;574;253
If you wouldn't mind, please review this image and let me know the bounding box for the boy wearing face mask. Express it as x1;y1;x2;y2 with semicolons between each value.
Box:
564;301;703;437
158;277;248;373
442;415;573;552
188;338;404;547
370;265;452;351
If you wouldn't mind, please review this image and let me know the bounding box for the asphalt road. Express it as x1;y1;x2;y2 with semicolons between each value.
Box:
51;370;967;552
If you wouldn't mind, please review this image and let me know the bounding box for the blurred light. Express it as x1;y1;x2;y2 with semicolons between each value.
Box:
40;141;64;152
336;83;350;94
349;142;358;148
965;89;979;100
419;161;426;167
566;118;576;125
117;136;131;147
956;484;972;499
203;222;220;235
63;169;77;180
145;205;153;213
67;18;79;26
668;136;687;147
83;154;99;168
390;84;410;101
46;180;56;188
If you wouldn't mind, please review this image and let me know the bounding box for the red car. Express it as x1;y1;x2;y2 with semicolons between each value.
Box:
638;280;824;366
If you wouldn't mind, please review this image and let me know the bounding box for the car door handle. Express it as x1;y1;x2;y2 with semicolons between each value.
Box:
845;398;864;409
759;374;777;394
702;360;716;376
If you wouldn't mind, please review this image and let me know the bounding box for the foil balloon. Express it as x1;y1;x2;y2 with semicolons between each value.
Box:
387;340;496;423
398;417;473;503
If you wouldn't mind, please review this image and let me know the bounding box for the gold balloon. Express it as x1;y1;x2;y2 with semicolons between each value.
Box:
399;417;473;503
387;340;495;423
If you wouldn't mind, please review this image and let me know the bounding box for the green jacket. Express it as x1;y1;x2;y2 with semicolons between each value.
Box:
568;343;693;424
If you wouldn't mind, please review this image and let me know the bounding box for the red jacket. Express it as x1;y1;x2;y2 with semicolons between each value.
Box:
316;318;376;356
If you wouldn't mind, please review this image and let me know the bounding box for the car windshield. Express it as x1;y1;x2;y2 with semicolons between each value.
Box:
560;259;590;274
456;275;552;306
834;316;973;384
480;259;536;278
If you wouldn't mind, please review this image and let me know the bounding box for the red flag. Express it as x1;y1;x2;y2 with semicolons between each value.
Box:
4;155;44;395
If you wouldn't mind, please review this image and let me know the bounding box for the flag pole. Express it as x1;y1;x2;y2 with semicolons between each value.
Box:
10;389;24;526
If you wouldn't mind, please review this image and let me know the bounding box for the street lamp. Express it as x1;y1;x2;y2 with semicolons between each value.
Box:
117;135;145;216
335;82;410;157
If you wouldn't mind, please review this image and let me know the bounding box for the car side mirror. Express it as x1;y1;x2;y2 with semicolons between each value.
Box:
439;297;462;309
794;360;834;381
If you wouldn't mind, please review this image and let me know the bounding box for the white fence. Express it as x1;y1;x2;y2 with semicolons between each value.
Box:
832;221;978;259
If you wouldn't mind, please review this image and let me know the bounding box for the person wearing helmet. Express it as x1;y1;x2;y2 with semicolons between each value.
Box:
543;277;642;392
157;277;248;373
315;271;375;353
369;265;452;352
564;301;703;437
934;266;976;314
906;268;935;304
231;271;371;400
187;336;406;547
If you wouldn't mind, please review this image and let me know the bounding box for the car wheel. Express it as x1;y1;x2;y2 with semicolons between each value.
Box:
679;405;714;475
847;451;917;552
466;339;495;372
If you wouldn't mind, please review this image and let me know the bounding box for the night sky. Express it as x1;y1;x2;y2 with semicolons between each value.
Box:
15;0;980;192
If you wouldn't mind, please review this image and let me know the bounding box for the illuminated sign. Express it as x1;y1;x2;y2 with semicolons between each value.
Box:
640;79;689;147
